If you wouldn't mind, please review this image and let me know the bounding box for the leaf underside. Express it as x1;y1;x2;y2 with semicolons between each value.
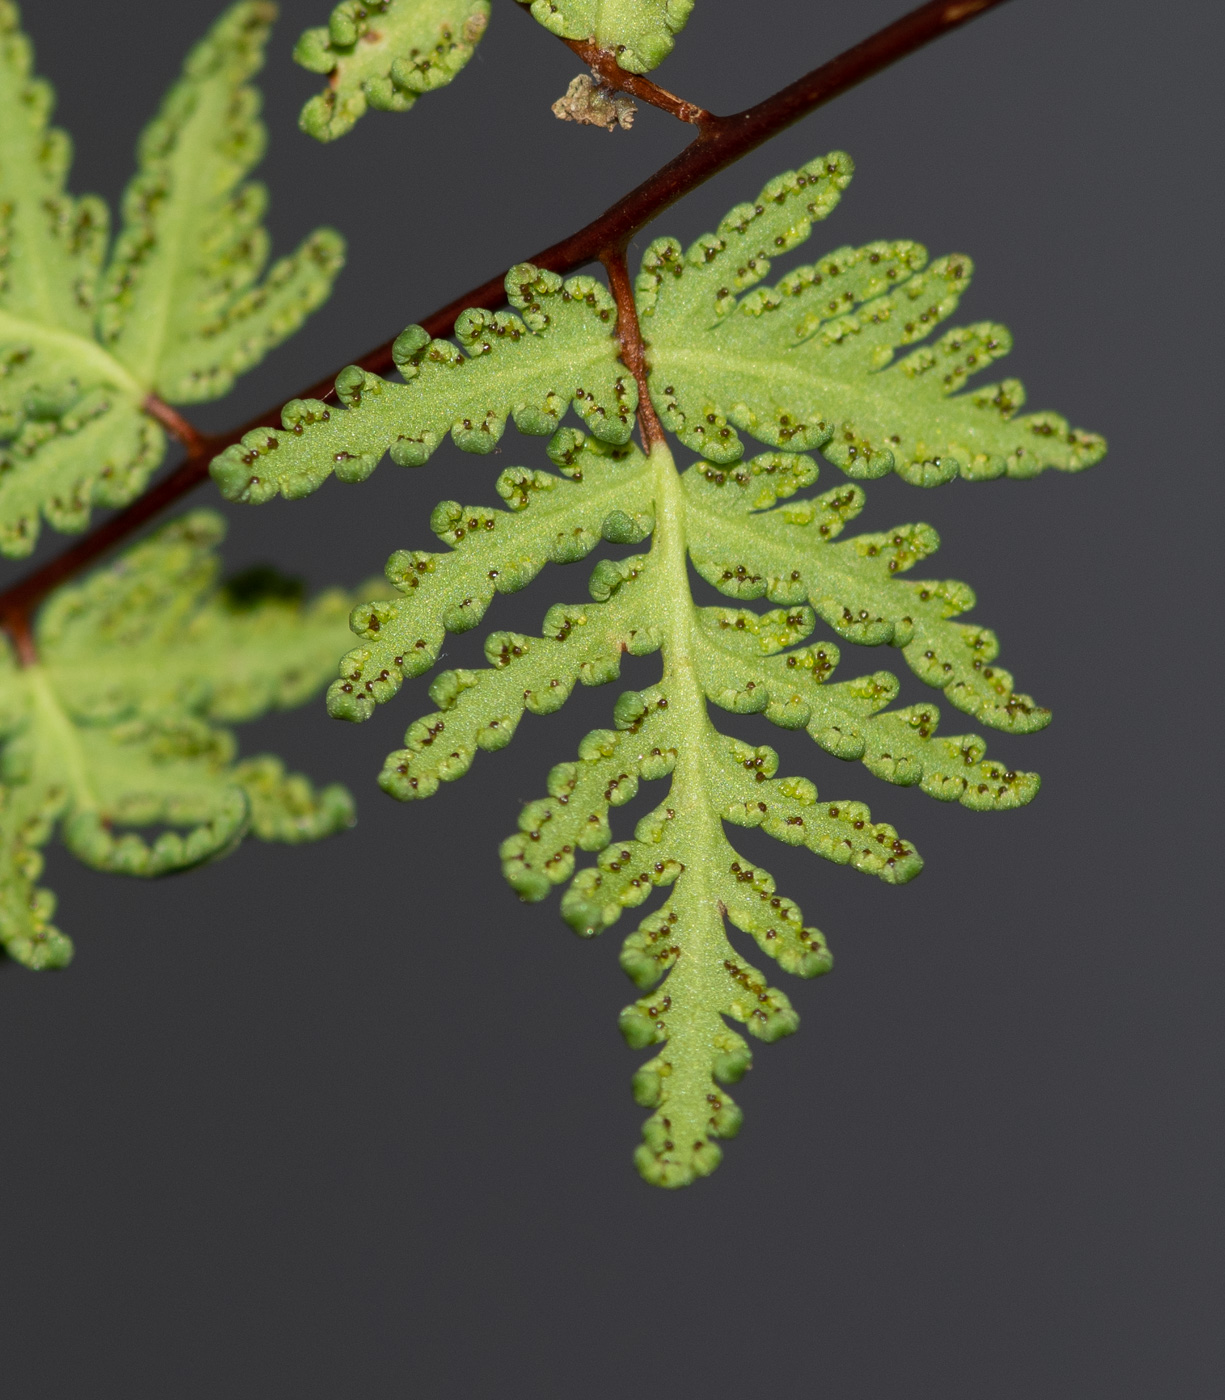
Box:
0;511;361;971
210;263;636;503
295;0;490;141
0;1;342;555
3;0;1102;1197
638;152;1105;482
211;149;1105;1187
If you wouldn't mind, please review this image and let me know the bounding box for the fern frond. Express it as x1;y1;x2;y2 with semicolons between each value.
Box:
379;579;654;800
295;0;490;142
100;3;344;401
0;512;359;970
210;266;636;503
518;0;694;73
214;151;1103;1186
0;2;341;555
637;152;1106;482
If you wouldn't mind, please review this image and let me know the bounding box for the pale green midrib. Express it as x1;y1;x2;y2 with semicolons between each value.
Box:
650;340;928;414
25;666;98;812
114;83;224;387
442;336;623;399
647;439;728;1108
0;309;145;398
341;337;626;440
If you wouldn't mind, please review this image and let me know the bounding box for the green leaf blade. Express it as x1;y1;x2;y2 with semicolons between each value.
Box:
640;152;1106;480
519;0;694;73
0;771;70;969
100;2;344;401
0;379;162;556
478;442;931;1185
0;2;162;556
0;3;341;555
295;0;490;142
0;1;108;336
682;455;1052;743
210;267;636;504
327;442;652;722
0;512;361;968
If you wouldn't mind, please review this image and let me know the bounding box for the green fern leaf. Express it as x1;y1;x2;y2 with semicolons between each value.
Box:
313;423;1058;1185
681;452;1049;737
0;0;145;556
100;2;344;401
328;433;653;722
518;0;694;73
0;511;358;971
0;2;341;556
295;0;490;141
210;265;635;503
637;152;1106;482
218;152;1104;1186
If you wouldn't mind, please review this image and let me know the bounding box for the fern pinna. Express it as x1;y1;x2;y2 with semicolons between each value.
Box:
0;0;1101;1189
0;1;341;556
0;512;357;970
211;151;1104;1187
0;3;353;965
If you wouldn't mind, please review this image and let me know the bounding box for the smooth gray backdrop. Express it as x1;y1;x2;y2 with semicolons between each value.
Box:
2;2;1221;1396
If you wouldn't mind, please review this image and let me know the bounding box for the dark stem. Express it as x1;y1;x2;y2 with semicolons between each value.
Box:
142;394;209;455
1;608;37;668
0;0;1011;658
0;450;217;647
522;0;1013;271
599;245;663;449
562;38;710;126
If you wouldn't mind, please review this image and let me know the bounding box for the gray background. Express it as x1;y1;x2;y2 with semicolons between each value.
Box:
1;1;1221;1395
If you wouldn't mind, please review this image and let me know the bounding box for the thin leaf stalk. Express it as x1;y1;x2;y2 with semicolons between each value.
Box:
560;36;711;126
600;244;664;448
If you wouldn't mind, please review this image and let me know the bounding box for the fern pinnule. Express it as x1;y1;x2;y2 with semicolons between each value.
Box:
328;435;652;723
639;152;1105;482
99;2;344;402
210;267;636;504
292;0;692;147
